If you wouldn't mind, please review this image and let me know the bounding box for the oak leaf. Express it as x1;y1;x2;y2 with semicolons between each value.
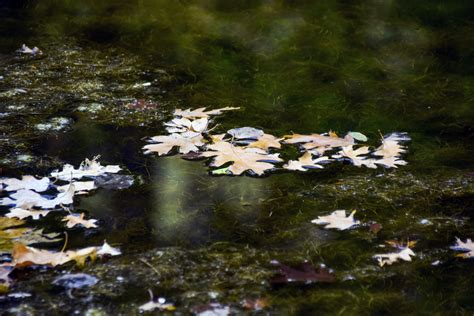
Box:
450;237;474;258
201;141;283;175
373;248;415;267
0;176;50;192
143;133;205;156
333;146;377;168
174;106;240;118
247;133;282;150
51;157;121;181
283;151;331;171
5;207;50;220
62;213;98;229
311;210;359;230
283;133;355;148
0;185;75;209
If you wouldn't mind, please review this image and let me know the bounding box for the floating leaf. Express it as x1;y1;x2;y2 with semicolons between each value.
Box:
201;141;283;175
0;176;50;192
283;152;331;171
143;133;205;156
333;146;377;168
57;181;96;195
62;213;98;229
311;210;360;230
174;106;239;119
51;157;121;181
373;248;415;267
139;297;176;312
450;237;474;259
5;207;50;220
0;185;75;209
283;132;355;148
96;241;121;256
348;131;368;142
12;243;97;268
247;133;282;150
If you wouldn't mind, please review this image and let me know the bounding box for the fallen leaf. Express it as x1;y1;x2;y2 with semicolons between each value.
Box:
241;298;269;311
0;185;75;209
369;223;383;234
283;151;331;171
5;207;50;220
247;133;282;150
143;133;205;156
333;146;377;168
12;243;97;267
373;156;408;168
62;213;98;229
57;181;96;195
174;106;239;119
139;297;176;312
373;248;415;267
283;132;355;149
201;141;283;175
311;210;360;230
96;241;121;256
270;260;335;284
17;44;42;55
450;237;474;258
165;117;209;133
50;157;121;181
0;176;50;192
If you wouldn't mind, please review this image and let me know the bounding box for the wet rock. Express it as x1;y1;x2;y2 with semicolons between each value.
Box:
52;273;98;289
35;117;73;132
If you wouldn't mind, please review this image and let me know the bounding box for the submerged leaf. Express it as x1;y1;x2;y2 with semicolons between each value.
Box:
139;297;176;312
270;260;335;284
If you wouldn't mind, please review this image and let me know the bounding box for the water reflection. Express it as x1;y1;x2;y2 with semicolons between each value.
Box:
151;157;269;245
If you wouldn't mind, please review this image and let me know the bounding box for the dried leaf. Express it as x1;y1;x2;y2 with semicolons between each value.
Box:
51;157;121;181
0;176;50;192
139;297;176;312
333;146;377;168
311;210;360;230
5;208;50;220
143;133;205;156
12;243;97;268
270;260;335;284
450;237;474;258
283;132;355;148
57;181;96;195
247;133;282;150
373;248;415;267
96;241;121;256
174;106;239;119
62;213;98;229
0;185;75;209
201;141;283;175
283;151;331;171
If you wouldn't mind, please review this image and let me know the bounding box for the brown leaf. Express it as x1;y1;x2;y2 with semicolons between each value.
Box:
247;133;282;150
174;106;240;119
270;260;335;284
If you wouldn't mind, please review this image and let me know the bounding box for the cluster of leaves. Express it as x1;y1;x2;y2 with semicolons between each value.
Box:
0;157;123;292
312;209;474;267
143;107;411;176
